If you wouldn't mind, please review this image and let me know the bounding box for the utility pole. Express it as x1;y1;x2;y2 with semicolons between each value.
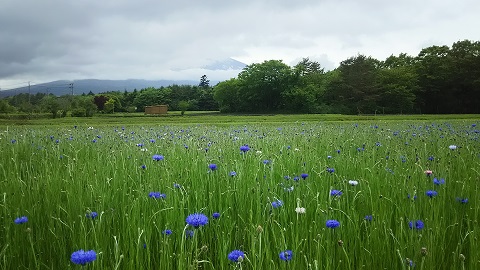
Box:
69;83;74;95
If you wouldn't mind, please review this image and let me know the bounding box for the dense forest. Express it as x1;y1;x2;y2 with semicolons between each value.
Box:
1;40;479;116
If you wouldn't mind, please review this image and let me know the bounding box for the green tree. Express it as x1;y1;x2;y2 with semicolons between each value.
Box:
446;40;480;113
199;75;210;88
236;60;294;112
376;66;418;114
0;99;17;113
40;95;60;118
415;45;450;113
169;85;199;110
178;100;190;115
282;58;326;113
327;54;381;114
198;87;219;111
133;87;172;112
104;99;115;113
213;78;241;112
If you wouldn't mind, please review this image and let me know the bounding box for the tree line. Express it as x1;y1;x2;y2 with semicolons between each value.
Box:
1;40;479;116
0;75;217;117
214;39;480;114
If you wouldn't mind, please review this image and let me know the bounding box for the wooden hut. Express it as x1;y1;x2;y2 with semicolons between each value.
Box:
144;105;168;115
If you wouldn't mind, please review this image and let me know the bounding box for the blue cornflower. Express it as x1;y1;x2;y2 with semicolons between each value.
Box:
11;139;17;144
152;154;164;161
230;171;237;177
173;183;181;188
293;176;300;181
92;139;97;143
409;220;424;230
330;190;342;197
301;173;308;180
70;250;97;265
407;194;417;200
14;216;28;224
327;167;335;173
263;159;270;165
428;156;435;161
136;143;144;147
86;212;98;219
365;215;373;221
456;197;468;204
240;145;250;152
212;212;221;219
407;259;415;268
185;230;194;239
186;213;209;228
433;178;445;185
149;192;166;199
150;139;156;143
271;200;283;208
162;229;172;235
228;250;245;262
141;164;146;170
326;220;340;228
425;190;438;198
208;163;217;171
279;250;293;261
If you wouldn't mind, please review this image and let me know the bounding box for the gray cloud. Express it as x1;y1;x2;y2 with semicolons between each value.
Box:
1;0;479;89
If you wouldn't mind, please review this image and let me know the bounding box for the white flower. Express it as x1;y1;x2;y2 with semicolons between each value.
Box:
256;150;262;155
87;127;94;130
140;148;148;152
294;148;300;151
295;207;306;214
449;145;457;150
348;180;359;186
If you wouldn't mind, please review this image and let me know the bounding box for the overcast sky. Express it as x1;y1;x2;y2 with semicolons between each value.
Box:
1;0;479;90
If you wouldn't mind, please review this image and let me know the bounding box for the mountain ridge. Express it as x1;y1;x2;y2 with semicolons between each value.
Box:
0;79;203;98
0;58;247;98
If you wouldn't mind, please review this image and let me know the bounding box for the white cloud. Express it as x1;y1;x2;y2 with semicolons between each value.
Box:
1;0;479;89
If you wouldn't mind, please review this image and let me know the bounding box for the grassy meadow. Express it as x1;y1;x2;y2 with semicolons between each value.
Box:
1;114;479;269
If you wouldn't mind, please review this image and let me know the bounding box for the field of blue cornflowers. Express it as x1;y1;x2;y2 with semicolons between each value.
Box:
1;121;479;269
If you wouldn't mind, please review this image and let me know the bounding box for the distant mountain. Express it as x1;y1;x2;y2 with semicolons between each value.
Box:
0;58;247;98
202;58;247;70
0;79;201;98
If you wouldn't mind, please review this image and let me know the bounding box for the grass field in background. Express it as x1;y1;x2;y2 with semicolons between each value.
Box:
1;112;480;126
1;115;479;269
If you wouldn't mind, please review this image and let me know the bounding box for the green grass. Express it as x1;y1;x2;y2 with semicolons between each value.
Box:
1;112;480;126
0;117;479;269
